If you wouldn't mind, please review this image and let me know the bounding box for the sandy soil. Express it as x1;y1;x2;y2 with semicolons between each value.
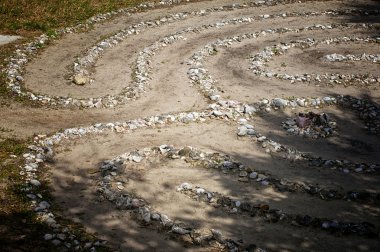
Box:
1;0;380;251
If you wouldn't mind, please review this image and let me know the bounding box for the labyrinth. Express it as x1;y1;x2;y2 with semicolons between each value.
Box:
3;0;380;251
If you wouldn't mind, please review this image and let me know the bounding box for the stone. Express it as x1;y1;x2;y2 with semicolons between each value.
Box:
30;179;41;187
139;207;151;223
73;74;88;85
237;126;248;136
44;234;54;240
177;182;192;191
212;110;223;116
249;172;258;179
196;188;205;194
51;239;61;246
211;229;224;242
0;35;22;46
151;213;161;220
131;155;142;163
36;201;51;211
160;214;173;227
172;226;191;234
57;233;66;240
272;98;288;108
244;105;256;114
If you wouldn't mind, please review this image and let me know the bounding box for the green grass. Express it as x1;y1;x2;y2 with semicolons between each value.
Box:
0;0;147;34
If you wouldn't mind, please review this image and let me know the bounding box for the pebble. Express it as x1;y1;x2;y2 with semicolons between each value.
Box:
73;74;88;85
51;239;61;246
44;234;54;240
29;179;41;187
249;172;258;179
237;126;248;136
172;226;191;234
131;155;142;163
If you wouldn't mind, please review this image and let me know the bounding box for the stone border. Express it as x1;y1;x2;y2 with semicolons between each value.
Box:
185;23;380;135
96;144;379;249
249;36;380;85
187;23;374;103
236;117;380;174
177;183;378;238
324;53;380;63
98;145;379;204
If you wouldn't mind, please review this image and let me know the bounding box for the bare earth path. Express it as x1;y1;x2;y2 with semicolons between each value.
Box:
1;0;380;251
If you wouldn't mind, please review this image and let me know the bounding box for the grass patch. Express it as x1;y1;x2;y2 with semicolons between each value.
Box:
0;0;147;35
0;139;55;252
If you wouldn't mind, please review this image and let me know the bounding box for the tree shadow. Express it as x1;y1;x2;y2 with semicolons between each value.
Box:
48;105;380;251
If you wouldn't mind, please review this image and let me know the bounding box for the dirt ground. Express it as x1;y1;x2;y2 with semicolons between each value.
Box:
1;0;379;251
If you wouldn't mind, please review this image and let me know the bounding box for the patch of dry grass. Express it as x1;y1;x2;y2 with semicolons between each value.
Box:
0;0;146;35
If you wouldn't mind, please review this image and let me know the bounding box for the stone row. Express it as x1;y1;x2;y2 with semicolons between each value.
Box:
176;183;379;239
249;36;380;85
185;23;380;135
129;9;368;110
324;53;380;63
98;145;379;205
236;120;380;174
187;23;373;102
74;8;362;83
96;148;268;251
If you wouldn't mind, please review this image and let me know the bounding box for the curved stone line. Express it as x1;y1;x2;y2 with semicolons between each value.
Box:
186;23;373;103
74;3;366;81
20;107;252;249
95;144;377;249
98;145;379;204
4;0;292;108
75;7;361;82
323;53;380;63
236;121;380;175
5;4;378;109
176;183;379;239
126;9;371;111
184;22;379;135
97;156;265;251
249;36;380;85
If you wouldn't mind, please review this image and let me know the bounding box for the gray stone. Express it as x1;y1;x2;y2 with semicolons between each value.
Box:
44;234;54;240
212;110;223;116
172;226;191;234
160;214;173;227
151;213;161;220
139;207;151;223
0;35;22;46
272;98;288;108
30;179;41;187
244;105;256;114
211;229;224;242
249;172;258;179
237;126;248;136
51;239;61;246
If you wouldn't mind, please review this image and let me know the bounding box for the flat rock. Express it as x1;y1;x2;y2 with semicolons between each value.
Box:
0;35;22;46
